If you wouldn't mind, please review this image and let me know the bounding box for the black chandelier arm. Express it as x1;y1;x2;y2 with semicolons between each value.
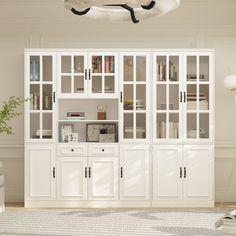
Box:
141;1;156;10
121;4;139;23
71;7;91;16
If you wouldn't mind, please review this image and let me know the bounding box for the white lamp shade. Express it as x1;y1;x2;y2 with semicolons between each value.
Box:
224;75;236;90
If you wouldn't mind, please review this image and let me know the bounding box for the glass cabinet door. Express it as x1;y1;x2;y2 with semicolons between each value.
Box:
121;53;149;141
88;53;118;97
154;53;181;142
27;53;55;140
184;53;212;141
59;53;87;97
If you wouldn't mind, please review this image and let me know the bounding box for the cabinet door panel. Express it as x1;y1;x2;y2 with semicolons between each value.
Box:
153;146;182;200
89;156;118;200
57;157;87;200
183;146;213;200
26;145;55;200
120;145;150;200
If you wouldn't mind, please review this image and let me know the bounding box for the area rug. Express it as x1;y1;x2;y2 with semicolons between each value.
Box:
0;208;225;236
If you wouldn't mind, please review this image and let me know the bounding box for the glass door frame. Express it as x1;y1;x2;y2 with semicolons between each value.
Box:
182;51;214;143
88;52;118;98
57;51;88;98
25;51;56;142
153;51;183;143
119;52;150;142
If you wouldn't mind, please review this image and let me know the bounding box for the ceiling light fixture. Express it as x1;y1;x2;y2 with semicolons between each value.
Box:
64;0;180;24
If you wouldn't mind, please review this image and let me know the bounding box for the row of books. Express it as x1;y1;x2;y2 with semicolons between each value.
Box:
157;122;179;139
105;56;115;73
30;61;40;81
156;62;178;81
187;93;207;101
30;93;52;110
92;56;115;74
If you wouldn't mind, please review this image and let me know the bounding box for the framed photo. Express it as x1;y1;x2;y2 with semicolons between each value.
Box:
86;123;117;142
60;124;73;142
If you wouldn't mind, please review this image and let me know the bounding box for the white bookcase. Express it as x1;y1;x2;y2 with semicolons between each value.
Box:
24;49;215;208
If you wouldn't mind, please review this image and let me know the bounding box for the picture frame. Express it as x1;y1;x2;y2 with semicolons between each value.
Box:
86;123;117;142
60;124;73;142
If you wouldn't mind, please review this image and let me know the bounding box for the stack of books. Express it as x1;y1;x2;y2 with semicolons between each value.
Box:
30;93;40;110
35;129;52;138
124;100;145;110
187;93;208;110
156;62;166;81
187;74;206;81
105;56;115;73
67;112;85;120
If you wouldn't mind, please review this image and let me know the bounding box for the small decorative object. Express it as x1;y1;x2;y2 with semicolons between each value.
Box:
60;124;73;142
67;132;79;143
64;0;180;24
67;112;85;120
97;104;107;120
86;123;117;142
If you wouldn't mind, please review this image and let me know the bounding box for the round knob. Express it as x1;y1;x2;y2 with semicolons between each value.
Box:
71;149;74;152
102;149;105;152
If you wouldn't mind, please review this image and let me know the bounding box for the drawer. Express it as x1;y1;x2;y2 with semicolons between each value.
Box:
57;144;87;156
88;144;119;156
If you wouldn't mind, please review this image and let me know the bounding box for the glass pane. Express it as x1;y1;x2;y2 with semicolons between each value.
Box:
74;56;84;73
156;113;166;139
136;113;146;139
199;84;209;110
187;56;197;81
199;113;209;139
105;56;115;73
169;56;179;81
92;56;102;73
30;56;40;81
136;84;146;110
61;56;71;73
43;84;52;110
92;75;102;93
156;56;167;81
74;76;84;93
43;113;53;139
169;84;179;110
43;56;52;81
124;56;133;81
187;113;197;139
105;76;115;93
30;85;40;110
124;84;133;110
156;84;167;110
136;56;146;81
61;76;71;93
187;84;197;110
30;113;40;139
199;56;209;81
124;113;133;139
169;113;179;139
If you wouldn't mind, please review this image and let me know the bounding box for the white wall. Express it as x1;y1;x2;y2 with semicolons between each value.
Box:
0;0;236;203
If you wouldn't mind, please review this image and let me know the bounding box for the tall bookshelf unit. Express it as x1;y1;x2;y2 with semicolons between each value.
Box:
25;49;215;208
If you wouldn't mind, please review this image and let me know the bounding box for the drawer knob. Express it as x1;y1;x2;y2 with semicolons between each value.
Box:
71;149;74;152
102;149;105;152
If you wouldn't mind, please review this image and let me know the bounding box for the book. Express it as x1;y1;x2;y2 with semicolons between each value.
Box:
215;210;236;228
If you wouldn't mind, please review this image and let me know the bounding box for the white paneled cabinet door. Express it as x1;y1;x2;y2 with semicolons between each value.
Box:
88;156;119;200
183;145;213;200
120;145;150;200
57;157;87;200
153;146;182;200
26;145;55;200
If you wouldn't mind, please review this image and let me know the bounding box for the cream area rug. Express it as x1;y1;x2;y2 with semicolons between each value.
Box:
0;208;225;236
